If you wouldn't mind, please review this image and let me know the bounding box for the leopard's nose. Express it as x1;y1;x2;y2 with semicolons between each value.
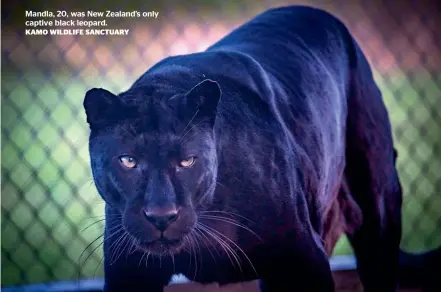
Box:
143;209;179;231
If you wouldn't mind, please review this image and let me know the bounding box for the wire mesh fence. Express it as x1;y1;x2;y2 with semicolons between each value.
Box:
2;0;441;288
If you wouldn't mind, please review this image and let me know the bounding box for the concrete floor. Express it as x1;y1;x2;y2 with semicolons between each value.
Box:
164;271;422;292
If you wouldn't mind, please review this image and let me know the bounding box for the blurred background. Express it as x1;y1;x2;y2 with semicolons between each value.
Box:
1;0;440;289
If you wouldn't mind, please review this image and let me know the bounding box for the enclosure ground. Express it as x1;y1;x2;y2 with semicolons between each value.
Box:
164;270;422;292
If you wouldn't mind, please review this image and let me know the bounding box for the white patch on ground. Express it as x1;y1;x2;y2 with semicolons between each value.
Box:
169;274;192;285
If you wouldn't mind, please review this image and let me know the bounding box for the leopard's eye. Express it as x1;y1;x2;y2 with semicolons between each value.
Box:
179;157;196;168
119;155;137;169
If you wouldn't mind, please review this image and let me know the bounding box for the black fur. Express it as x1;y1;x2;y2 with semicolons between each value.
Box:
84;6;406;292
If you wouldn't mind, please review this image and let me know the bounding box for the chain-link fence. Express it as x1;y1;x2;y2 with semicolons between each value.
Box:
2;0;441;288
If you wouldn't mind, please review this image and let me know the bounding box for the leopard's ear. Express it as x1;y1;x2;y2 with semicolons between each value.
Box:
83;88;123;131
184;79;222;128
